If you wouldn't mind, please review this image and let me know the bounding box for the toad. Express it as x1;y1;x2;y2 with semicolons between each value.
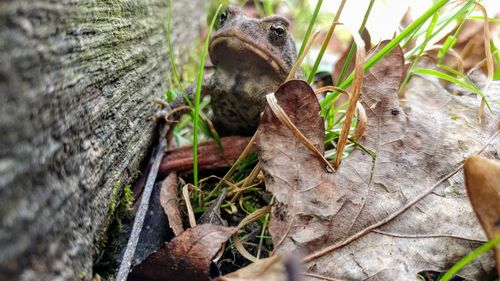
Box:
169;6;297;136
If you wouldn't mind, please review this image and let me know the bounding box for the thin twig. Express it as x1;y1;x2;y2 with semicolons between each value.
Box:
116;139;167;281
303;130;499;263
212;132;258;194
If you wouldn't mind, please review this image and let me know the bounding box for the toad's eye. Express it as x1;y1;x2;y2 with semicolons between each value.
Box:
270;23;287;37
219;10;228;26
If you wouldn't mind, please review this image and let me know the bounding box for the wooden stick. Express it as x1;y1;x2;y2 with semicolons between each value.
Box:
116;139;167;281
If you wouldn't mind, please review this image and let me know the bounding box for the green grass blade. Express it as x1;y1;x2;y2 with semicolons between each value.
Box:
307;0;347;84
439;236;500;281
296;0;323;59
425;10;440;39
467;15;500;24
193;4;223;186
414;68;481;95
399;9;441;92
321;0;453;111
406;1;474;60
437;64;475;85
337;0;375;84
437;9;473;63
491;41;500;80
438;35;457;60
413;68;492;112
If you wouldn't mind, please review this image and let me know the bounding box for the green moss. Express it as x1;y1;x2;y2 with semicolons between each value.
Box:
93;182;134;279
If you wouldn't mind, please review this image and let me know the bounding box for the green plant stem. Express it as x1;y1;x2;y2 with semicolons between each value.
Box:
399;10;440;93
256;196;273;259
307;0;347;84
337;0;375;84
405;1;474;60
297;0;323;59
468;15;500;24
193;4;223;186
437;9;472;64
439;236;500;281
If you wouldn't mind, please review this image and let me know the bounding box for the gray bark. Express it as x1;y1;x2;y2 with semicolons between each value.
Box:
0;0;203;280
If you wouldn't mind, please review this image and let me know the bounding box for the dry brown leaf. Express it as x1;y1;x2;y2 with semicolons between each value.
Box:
159;173;184;236
129;224;238;281
464;155;500;275
256;80;344;248
215;255;301;281
257;44;499;280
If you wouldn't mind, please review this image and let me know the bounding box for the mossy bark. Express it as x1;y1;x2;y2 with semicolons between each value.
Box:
0;0;203;280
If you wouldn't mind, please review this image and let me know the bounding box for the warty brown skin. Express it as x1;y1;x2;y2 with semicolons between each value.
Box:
172;6;297;136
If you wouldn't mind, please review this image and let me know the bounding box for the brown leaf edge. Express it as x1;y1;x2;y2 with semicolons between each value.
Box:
159;172;184;236
464;155;500;275
129;224;238;281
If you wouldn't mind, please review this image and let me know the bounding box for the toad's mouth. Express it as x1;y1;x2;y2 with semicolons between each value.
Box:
209;34;289;76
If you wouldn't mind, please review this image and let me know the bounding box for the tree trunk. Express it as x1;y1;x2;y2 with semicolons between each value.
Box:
0;0;203;280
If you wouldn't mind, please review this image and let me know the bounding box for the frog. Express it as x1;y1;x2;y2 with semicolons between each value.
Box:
166;5;297;136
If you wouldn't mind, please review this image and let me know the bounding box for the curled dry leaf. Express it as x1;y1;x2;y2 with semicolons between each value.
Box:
257;44;499;280
215;255;302;281
256;80;344;248
129;224;238;281
159;173;184;236
464;155;500;275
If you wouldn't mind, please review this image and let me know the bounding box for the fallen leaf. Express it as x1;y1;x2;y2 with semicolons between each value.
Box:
256;80;343;248
158;136;253;179
129;224;238;281
215;255;301;281
464;155;500;275
159;173;184;236
257;44;499;280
